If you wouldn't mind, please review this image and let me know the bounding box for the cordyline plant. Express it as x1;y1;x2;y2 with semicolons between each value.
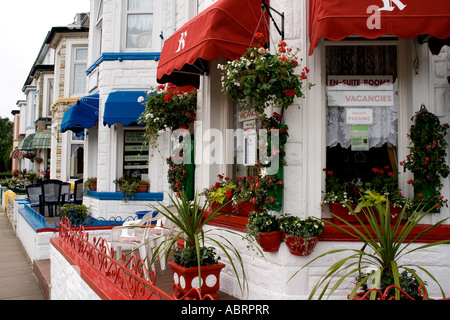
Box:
290;195;450;300
147;191;256;295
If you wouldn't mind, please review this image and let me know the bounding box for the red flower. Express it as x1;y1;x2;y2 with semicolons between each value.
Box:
164;94;172;102
215;182;221;189
217;174;224;179
226;189;233;199
300;72;307;79
418;193;423;198
304;66;310;73
285;89;296;97
270;197;275;203
237;177;243;182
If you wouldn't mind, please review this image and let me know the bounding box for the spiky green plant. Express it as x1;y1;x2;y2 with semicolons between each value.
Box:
147;191;257;295
291;194;450;300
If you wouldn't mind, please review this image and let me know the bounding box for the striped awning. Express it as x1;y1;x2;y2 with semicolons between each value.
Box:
18;131;51;150
9;148;22;159
19;133;35;151
32;131;51;149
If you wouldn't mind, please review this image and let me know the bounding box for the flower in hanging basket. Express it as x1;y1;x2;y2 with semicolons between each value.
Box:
166;155;188;196
138;84;197;150
218;42;314;114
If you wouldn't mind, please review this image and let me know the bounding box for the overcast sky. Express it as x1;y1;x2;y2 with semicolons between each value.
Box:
0;0;90;120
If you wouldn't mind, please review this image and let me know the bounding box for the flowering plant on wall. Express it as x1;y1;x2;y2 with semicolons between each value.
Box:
138;84;197;150
218;39;313;114
201;174;237;205
401;106;450;209
166;155;188;197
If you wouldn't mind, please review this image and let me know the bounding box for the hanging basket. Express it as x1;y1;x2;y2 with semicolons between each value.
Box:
283;234;318;256
256;231;281;252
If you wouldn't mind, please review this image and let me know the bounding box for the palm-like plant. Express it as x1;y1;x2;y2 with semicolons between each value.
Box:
148;191;254;295
291;194;450;300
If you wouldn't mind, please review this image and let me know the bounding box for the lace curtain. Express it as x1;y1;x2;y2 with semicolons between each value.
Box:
326;45;398;148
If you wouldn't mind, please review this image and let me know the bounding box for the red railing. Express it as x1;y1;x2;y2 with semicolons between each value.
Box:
56;217;214;300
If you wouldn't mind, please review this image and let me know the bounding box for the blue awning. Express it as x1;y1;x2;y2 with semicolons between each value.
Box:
61;94;99;134
103;91;147;126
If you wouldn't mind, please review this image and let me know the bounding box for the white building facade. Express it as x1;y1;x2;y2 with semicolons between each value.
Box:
75;0;450;299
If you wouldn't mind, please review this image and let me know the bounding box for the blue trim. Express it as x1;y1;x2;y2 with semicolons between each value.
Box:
86;191;164;202
86;52;161;75
19;204;54;231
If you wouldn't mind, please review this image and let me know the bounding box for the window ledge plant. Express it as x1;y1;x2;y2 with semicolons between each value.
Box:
291;199;450;300
113;177;148;202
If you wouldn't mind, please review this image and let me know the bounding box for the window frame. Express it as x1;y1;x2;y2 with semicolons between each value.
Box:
123;0;155;51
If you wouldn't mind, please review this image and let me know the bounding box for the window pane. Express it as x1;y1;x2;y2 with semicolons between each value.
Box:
76;48;88;61
70;144;84;178
73;63;87;94
128;0;153;11
126;14;152;48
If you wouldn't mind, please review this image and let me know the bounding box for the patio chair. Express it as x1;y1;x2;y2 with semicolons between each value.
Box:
72;179;83;205
41;179;62;217
25;183;43;214
60;182;71;205
110;211;166;272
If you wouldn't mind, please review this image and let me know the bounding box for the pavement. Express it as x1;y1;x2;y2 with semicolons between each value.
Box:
0;210;45;300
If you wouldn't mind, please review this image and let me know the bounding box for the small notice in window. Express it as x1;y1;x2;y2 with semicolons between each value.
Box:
351;126;369;151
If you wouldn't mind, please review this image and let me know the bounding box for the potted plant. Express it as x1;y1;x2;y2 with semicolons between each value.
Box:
138;84;197;151
219;39;313;114
279;214;324;256
246;210;281;252
290;198;450;300
113;177;146;202
136;179;150;193
201;174;237;213
147;191;251;299
401;105;450;211
83;177;97;195
60;203;89;225
355;269;425;300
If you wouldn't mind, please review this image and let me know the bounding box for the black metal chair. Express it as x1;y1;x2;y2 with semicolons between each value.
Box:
72;179;83;205
61;182;71;204
41;179;62;217
26;183;43;214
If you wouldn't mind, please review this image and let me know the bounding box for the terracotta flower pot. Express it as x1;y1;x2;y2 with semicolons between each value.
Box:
210;201;234;213
329;203;401;224
283;233;318;256
136;184;149;192
234;201;262;216
256;231;281;252
168;260;225;299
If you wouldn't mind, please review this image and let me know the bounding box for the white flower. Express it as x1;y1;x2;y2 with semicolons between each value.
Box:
137;96;145;103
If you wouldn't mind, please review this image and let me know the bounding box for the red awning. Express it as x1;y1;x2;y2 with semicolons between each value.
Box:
309;0;450;55
157;0;269;88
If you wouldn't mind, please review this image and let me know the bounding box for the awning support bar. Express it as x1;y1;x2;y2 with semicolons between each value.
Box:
262;0;284;40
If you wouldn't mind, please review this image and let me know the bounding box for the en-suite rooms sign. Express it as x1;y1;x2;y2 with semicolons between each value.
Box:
327;75;394;107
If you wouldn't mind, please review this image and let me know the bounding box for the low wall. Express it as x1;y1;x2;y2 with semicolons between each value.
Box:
50;244;102;300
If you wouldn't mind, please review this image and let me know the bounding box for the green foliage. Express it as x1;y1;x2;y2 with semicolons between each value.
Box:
138;85;197;150
147;191;256;295
402;106;450;209
173;246;220;268
291;200;450;300
246;210;280;239
219;42;313;113
279;214;324;239
60;204;89;223
113;177;140;201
